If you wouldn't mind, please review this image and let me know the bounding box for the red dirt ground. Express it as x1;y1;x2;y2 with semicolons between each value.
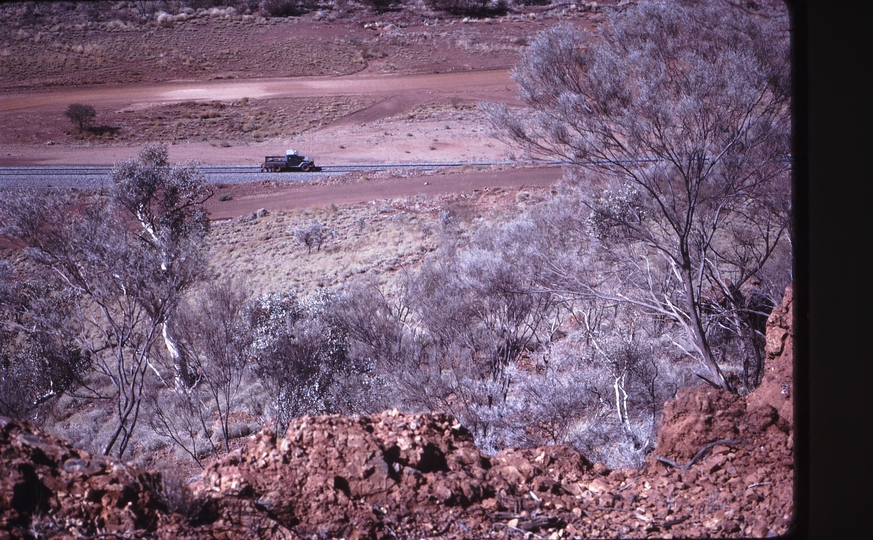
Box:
0;5;603;219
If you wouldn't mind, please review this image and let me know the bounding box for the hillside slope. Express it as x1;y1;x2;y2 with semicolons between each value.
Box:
0;286;794;538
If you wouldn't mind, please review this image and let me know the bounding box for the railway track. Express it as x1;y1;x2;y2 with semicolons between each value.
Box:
0;162;516;188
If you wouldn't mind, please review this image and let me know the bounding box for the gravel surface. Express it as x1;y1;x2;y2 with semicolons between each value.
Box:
0;161;517;189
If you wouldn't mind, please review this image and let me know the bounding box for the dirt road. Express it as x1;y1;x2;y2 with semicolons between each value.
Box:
206;166;562;220
0;70;515;114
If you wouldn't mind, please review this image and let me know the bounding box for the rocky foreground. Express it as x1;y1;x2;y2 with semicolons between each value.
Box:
0;287;794;539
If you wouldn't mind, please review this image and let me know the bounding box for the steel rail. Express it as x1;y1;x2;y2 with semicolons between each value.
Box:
0;154;789;177
0;161;517;176
0;162;524;188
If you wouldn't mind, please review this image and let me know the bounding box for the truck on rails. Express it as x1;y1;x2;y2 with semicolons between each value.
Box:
261;150;318;172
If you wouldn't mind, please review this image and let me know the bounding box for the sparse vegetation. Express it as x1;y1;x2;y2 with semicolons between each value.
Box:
360;0;402;13
0;144;212;458
260;0;319;17
426;0;507;17
0;0;791;477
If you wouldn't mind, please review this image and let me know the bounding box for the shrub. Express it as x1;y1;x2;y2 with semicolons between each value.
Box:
0;258;89;422
359;0;402;12
426;0;507;17
64;103;96;131
292;220;327;253
259;0;318;16
150;464;203;518
250;291;358;431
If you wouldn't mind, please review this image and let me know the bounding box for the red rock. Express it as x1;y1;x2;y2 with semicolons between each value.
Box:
592;462;610;476
0;285;795;539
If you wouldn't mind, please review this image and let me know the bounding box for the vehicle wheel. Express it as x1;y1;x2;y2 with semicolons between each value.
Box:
301;163;311;172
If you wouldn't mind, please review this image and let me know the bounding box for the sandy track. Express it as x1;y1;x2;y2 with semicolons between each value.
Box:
0;70;515;114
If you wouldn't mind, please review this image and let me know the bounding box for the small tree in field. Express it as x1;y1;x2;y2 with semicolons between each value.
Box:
293;220;327;254
486;1;791;392
64;104;96;131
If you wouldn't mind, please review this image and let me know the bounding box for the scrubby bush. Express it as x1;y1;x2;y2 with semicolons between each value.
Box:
359;0;402;12
148;389;217;467
259;0;319;17
250;291;366;431
64;103;96;131
0;263;90;421
150;464;204;518
293;220;327;253
166;279;256;453
426;0;507;17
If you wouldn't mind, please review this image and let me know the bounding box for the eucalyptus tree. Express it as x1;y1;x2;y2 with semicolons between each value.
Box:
486;0;791;391
111;143;212;388
0;144;211;456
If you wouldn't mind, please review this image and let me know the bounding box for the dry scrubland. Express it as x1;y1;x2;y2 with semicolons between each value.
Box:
0;4;539;88
0;1;795;538
0;292;796;538
31;173;550;473
0;0;600;463
207;175;546;296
